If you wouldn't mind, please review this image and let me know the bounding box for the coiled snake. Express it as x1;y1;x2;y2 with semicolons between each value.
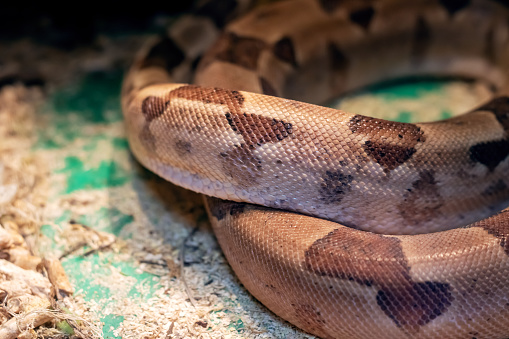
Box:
121;0;509;337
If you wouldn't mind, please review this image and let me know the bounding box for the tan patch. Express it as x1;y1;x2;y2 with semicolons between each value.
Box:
349;115;426;171
305;228;453;331
475;209;509;256
475;96;509;134
122;81;134;100
398;170;444;226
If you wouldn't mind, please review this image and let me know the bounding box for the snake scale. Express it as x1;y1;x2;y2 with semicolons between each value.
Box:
121;0;509;338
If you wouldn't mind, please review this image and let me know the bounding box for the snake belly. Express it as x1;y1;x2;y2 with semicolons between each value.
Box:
122;0;509;338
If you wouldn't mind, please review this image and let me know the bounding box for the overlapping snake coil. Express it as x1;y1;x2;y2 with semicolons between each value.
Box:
122;0;509;338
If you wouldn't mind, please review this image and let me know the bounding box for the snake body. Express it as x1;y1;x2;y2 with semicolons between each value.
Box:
122;0;509;337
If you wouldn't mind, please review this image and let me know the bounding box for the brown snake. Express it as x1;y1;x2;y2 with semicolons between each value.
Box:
121;0;509;337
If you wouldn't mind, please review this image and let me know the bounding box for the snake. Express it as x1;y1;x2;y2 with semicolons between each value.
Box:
121;0;509;338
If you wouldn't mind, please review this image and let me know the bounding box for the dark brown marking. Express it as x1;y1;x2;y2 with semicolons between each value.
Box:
411;170;437;188
349;7;375;30
207;198;231;221
305;228;453;331
170;85;293;149
225;112;293;147
206;199;246;221
475;96;509;134
138;119;156;148
318;0;343;12
363;141;418;171
399;170;444;226
485;27;496;64
469;139;509;172
220;144;264;186
168;85;290;186
174;140;192;156
376;281;453;330
349;115;426;171
138;37;185;73
483;179;508;197
293;304;331;339
411;17;431;64
328;43;350;93
141;96;167;122
230;202;247;217
259;77;279;97
438;0;471;16
475;209;509;256
273;37;298;67
191;55;202;71
170;84;245;116
305;228;411;286
207;32;266;70
328;43;350;74
319;170;354;204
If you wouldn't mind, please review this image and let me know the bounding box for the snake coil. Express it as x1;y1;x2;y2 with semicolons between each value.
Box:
122;0;509;337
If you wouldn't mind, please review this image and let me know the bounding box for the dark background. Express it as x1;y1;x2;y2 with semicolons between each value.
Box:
0;2;194;48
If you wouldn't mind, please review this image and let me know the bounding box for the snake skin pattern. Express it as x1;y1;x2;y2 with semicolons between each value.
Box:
122;0;509;337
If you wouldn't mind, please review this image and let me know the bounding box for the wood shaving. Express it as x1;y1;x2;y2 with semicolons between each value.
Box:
43;258;74;299
0;84;102;337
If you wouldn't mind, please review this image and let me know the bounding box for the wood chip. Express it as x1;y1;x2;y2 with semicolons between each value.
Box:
43;258;73;300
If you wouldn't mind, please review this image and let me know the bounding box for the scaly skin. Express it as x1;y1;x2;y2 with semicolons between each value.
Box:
122;0;509;337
